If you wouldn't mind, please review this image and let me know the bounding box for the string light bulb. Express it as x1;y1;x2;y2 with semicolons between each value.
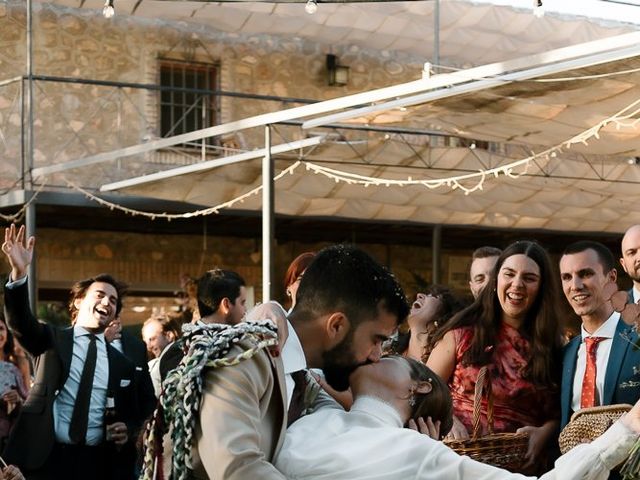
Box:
305;0;318;14
103;0;115;18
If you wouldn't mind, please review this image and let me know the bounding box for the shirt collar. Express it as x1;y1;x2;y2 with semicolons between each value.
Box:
580;310;620;340
73;325;105;343
282;320;306;374
633;287;640;304
350;395;404;428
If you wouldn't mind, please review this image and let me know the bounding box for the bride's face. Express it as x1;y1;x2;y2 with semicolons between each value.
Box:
349;356;413;397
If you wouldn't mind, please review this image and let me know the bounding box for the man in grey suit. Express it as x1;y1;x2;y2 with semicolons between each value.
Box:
620;224;640;304
559;240;640;431
2;224;149;480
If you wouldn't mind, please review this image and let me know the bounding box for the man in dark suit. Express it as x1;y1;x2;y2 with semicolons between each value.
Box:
620;224;640;305
157;269;247;385
559;240;640;430
1;224;147;480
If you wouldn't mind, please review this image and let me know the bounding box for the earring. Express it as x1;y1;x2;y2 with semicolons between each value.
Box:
408;385;417;407
286;288;292;297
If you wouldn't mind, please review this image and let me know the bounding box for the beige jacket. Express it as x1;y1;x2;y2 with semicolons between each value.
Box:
190;339;288;479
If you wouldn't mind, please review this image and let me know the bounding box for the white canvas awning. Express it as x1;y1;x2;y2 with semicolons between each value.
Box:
38;0;640;234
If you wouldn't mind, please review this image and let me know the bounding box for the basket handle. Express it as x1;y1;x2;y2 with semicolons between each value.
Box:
471;365;494;440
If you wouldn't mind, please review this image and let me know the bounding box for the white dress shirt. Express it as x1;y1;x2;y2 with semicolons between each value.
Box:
6;276;110;445
54;327;110;446
281;320;307;409
633;286;640;304
149;341;174;398
275;395;637;480
571;311;620;413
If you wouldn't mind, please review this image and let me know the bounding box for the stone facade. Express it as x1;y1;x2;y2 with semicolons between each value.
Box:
0;1;424;190
0;1;461;324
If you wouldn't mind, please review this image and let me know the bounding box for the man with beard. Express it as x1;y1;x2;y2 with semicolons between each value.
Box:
190;244;409;479
620;225;640;304
1;224;148;480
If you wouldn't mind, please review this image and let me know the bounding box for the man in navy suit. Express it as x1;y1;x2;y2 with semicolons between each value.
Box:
1;224;148;480
620;225;640;305
559;240;640;431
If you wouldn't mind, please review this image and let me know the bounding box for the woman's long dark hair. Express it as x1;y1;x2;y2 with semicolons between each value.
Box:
0;314;17;365
431;241;563;387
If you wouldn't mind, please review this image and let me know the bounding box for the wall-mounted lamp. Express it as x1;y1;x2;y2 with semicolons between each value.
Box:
103;0;115;18
326;54;350;87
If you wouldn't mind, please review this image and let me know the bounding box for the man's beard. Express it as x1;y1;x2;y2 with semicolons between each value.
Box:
321;332;368;391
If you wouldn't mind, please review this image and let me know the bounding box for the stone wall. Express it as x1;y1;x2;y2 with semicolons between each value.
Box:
0;1;424;190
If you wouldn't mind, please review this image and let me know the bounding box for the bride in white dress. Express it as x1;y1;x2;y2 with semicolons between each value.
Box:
275;355;639;480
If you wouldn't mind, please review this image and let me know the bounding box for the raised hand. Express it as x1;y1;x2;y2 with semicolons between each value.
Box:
1;224;35;281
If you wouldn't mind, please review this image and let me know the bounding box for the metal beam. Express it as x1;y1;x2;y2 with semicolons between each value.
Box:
31;30;640;178
262;126;274;302
302;40;640;129
100;135;324;192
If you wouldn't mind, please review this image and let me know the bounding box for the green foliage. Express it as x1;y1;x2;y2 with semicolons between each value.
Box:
37;302;71;327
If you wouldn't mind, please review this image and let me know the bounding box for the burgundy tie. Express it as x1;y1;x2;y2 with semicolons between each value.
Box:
580;336;605;409
287;370;307;427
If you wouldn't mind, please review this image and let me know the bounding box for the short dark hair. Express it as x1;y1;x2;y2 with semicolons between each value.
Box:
197;269;246;317
406;357;453;438
472;246;502;261
68;273;127;321
562;240;616;272
291;244;409;329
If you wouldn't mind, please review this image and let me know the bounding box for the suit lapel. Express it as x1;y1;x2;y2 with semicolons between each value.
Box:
561;336;580;426
59;327;75;381
106;343;120;393
603;319;628;405
629;289;635;305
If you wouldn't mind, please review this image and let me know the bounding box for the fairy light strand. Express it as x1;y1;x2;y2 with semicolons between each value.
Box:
63;161;302;220
23;94;640;219
0;181;47;222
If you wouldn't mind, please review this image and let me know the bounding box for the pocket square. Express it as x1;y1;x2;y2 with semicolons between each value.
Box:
135;366;143;371
120;379;131;387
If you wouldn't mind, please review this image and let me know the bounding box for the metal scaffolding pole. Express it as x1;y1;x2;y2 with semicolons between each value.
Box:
26;0;37;309
262;125;274;302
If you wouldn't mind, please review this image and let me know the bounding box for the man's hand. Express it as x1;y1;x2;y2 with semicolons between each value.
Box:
246;301;289;350
105;421;129;446
408;416;441;440
0;464;25;480
1;389;21;405
444;415;469;440
1;224;34;282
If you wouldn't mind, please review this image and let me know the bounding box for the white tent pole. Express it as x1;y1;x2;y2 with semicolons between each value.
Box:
262;125;274;302
100;136;324;192
302;42;640;129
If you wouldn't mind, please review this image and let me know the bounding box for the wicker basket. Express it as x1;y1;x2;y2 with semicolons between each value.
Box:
444;366;529;471
558;404;632;455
